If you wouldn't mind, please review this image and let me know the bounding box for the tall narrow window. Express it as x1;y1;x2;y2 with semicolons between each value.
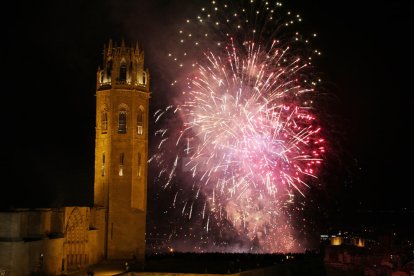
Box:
101;153;105;176
137;106;144;135
142;71;147;84
119;59;127;82
106;59;112;82
118;109;127;134
119;153;124;176
101;111;108;133
132;152;144;209
128;62;132;82
100;70;104;83
137;153;142;177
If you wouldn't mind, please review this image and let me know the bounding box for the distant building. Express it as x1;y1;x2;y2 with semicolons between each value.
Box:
321;228;414;276
320;231;366;248
0;40;150;275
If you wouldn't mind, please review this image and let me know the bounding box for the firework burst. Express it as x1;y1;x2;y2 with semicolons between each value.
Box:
151;0;326;253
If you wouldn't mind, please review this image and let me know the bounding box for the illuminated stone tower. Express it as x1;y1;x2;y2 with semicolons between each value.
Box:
94;40;149;261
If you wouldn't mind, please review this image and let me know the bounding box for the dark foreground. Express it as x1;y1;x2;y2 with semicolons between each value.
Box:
124;252;327;275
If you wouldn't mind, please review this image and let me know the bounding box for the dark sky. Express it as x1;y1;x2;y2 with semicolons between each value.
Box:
2;0;412;232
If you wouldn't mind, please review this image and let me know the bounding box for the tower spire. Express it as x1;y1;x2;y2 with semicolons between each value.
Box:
135;42;139;53
97;39;150;91
108;39;113;54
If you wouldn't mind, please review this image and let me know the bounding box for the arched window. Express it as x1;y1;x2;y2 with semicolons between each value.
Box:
142;71;147;84
119;59;127;82
132;152;144;209
137;106;144;135
99;70;104;83
101;153;105;177
128;61;132;82
118;108;127;134
106;59;112;82
119;153;124;176
101;110;108;133
137;152;142;177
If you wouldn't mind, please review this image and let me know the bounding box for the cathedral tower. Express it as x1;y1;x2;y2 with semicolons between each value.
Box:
94;40;149;261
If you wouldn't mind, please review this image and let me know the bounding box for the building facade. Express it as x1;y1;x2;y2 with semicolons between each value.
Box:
0;40;150;276
94;39;150;260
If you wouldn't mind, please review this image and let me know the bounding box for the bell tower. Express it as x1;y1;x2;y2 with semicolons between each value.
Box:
94;40;149;262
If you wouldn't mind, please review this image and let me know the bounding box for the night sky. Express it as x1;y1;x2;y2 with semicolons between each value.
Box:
2;0;412;238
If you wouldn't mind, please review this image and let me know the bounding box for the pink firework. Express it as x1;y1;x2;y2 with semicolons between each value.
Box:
152;0;325;253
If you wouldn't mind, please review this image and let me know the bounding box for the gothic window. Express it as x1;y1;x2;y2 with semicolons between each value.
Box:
101;153;105;177
138;152;142;177
119;153;124;176
118;108;127;134
142;71;147;84
106;59;112;81
137;106;144;135
132;152;143;209
119;59;127;82
101;110;108;133
129;61;132;81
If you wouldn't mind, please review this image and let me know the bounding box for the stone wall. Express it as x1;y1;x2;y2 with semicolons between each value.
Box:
0;211;25;240
0;207;106;276
0;238;64;276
